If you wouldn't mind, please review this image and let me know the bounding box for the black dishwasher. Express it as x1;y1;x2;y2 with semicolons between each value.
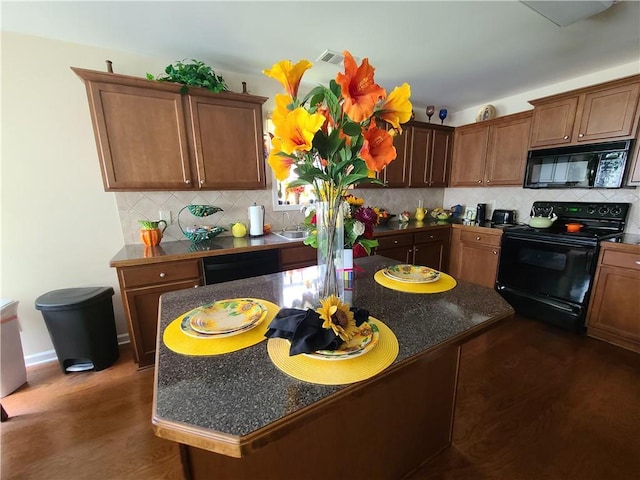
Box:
203;249;280;285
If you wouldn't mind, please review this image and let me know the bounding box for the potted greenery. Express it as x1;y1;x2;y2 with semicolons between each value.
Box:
147;59;229;94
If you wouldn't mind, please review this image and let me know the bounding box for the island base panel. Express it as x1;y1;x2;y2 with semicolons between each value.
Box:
181;346;460;480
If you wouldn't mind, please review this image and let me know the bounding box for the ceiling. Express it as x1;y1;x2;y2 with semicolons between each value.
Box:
2;1;639;113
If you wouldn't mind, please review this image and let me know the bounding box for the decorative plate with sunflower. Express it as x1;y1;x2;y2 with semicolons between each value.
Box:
383;264;440;283
183;299;266;336
303;322;379;360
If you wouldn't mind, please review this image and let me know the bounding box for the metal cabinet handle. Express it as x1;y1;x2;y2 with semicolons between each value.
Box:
159;272;166;278
194;284;199;288
185;179;191;184
578;133;584;138
635;260;640;266
487;179;491;183
394;240;399;244
477;180;482;184
200;179;205;185
476;236;481;240
563;135;569;140
493;250;498;255
429;235;434;239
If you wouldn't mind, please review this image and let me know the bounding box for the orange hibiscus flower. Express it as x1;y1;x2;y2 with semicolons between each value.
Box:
359;122;396;172
335;51;386;123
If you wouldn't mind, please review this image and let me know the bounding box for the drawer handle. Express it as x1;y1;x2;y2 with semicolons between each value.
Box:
159;272;166;278
493;250;498;255
394;240;399;244
476;236;481;240
563;135;569;140
477;180;482;184
429;235;434;239
194;284;199;288
635;260;640;266
200;179;205;185
578;133;584;138
184;179;191;184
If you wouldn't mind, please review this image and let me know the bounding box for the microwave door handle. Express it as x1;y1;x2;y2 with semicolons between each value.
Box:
587;155;599;187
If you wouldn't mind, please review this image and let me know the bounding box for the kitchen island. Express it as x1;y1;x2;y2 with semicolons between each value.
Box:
153;255;514;480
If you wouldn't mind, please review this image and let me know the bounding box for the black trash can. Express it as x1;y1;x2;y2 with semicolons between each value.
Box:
35;287;119;374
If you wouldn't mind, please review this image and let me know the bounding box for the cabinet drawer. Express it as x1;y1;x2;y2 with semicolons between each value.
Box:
459;229;502;248
120;259;202;289
376;233;413;249
601;249;640;271
414;229;450;244
280;245;316;267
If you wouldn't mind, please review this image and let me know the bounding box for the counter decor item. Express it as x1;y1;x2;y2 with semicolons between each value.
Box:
475;104;497;122
138;220;167;246
177;204;226;243
426;105;435;122
439;108;448;124
528;213;557;229
415;200;425;222
264;50;412;301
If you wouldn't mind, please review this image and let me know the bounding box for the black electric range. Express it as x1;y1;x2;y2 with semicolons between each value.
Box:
496;201;631;332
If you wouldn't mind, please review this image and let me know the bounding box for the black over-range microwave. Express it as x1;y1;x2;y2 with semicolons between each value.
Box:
523;140;632;189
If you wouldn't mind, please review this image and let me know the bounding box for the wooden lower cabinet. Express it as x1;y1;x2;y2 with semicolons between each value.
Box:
117;259;203;368
449;225;502;288
279;244;316;270
586;243;640;353
375;228;450;272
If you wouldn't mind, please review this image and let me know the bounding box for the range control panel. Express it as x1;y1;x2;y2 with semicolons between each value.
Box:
532;202;631;221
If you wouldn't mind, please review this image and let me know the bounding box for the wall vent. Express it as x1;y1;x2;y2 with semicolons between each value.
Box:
317;50;344;65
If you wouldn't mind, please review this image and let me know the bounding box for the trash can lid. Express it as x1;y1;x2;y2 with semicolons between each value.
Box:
35;287;114;311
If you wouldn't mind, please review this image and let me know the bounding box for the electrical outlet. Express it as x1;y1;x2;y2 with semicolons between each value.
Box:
159;210;172;223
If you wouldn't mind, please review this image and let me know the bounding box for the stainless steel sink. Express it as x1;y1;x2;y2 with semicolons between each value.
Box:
272;230;309;240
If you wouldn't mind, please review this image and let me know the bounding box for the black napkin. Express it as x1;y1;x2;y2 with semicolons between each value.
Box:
265;307;369;356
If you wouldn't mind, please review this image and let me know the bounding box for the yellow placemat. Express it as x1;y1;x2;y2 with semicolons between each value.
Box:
374;269;457;293
163;299;280;356
267;318;399;385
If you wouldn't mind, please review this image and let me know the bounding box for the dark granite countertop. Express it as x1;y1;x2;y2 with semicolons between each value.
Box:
110;221;453;267
154;255;514;444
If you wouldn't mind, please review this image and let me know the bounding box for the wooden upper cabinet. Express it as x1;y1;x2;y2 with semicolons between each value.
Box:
187;95;265;190
72;67;267;191
451;112;531;187
627;135;640;186
529;75;640;149
83;81;193;190
406;122;453;188
450;124;489;187
384;129;409;187
485;112;532;186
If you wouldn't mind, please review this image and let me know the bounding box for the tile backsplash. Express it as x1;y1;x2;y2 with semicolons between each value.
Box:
116;186;639;244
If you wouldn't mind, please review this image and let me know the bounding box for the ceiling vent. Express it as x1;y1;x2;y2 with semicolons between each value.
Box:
521;1;616;27
317;50;344;65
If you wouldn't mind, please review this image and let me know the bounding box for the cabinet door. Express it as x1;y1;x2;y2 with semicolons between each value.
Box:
450;125;488;187
529;96;579;148
576;83;640;144
86;82;193;190
413;229;450;272
587;265;640;352
384;128;409;187
455;244;500;289
408;126;432;187
124;280;201;368
188;95;266;190
485;114;532;186
429;129;453;187
375;233;413;263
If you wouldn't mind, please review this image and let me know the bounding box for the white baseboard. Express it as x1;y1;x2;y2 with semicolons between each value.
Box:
24;333;130;367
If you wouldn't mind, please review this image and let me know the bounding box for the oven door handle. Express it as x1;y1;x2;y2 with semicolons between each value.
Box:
504;235;593;250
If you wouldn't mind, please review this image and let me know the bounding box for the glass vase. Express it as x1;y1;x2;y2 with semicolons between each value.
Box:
316;200;344;301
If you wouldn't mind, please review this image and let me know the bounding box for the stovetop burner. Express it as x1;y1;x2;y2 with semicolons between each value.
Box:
503;201;630;246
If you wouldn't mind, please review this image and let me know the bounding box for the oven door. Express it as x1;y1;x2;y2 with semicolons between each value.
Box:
498;235;597;305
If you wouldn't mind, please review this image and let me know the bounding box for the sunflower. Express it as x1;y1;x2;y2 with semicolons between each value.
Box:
316;295;358;341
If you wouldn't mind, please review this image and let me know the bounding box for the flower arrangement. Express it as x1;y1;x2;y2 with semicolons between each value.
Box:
302;194;379;258
264;51;412;298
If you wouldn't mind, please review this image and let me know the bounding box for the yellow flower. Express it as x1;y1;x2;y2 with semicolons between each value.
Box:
316;295;357;341
263;59;312;97
272;93;294;125
274;107;325;155
267;137;296;181
377;83;413;130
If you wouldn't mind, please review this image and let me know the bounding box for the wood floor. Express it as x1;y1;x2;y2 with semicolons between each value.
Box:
1;315;638;480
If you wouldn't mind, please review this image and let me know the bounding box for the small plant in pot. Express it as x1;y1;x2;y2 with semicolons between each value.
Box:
147;59;229;94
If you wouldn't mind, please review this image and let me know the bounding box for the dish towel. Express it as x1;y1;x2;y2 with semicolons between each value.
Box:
374;269;457;293
265;307;370;356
